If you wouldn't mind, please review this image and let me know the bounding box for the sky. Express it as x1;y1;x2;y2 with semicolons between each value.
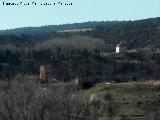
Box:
0;0;160;30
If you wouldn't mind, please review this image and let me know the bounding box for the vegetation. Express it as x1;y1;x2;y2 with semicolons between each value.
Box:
1;17;160;50
0;43;160;81
0;17;160;119
1;79;160;120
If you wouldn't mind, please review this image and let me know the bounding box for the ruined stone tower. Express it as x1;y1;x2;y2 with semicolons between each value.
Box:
40;65;48;83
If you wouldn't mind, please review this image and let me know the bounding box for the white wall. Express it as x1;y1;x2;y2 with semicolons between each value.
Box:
116;47;120;53
116;47;126;53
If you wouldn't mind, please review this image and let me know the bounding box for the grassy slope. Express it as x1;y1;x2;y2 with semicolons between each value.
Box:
79;82;160;119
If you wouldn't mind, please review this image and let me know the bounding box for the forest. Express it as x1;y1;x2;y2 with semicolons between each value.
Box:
0;17;160;81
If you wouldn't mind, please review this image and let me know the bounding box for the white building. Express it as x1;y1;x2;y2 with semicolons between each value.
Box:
116;42;127;53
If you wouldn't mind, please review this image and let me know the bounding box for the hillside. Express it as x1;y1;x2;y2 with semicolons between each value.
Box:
88;17;160;50
0;17;160;81
0;17;160;51
78;81;160;120
0;22;101;42
34;36;106;51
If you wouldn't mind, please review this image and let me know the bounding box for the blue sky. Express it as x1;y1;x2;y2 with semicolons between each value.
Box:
0;0;160;30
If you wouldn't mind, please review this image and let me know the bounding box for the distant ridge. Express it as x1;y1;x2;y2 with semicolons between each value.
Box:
0;17;160;49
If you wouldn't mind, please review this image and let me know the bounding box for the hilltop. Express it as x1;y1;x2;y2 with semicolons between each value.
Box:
0;17;160;51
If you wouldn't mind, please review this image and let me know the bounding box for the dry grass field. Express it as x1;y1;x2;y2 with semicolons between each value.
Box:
78;81;160;120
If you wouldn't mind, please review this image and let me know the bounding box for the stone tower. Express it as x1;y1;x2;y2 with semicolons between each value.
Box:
40;65;48;83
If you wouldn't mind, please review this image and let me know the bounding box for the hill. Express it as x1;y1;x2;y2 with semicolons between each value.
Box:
87;17;160;50
1;17;160;51
0;22;102;42
0;17;160;81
